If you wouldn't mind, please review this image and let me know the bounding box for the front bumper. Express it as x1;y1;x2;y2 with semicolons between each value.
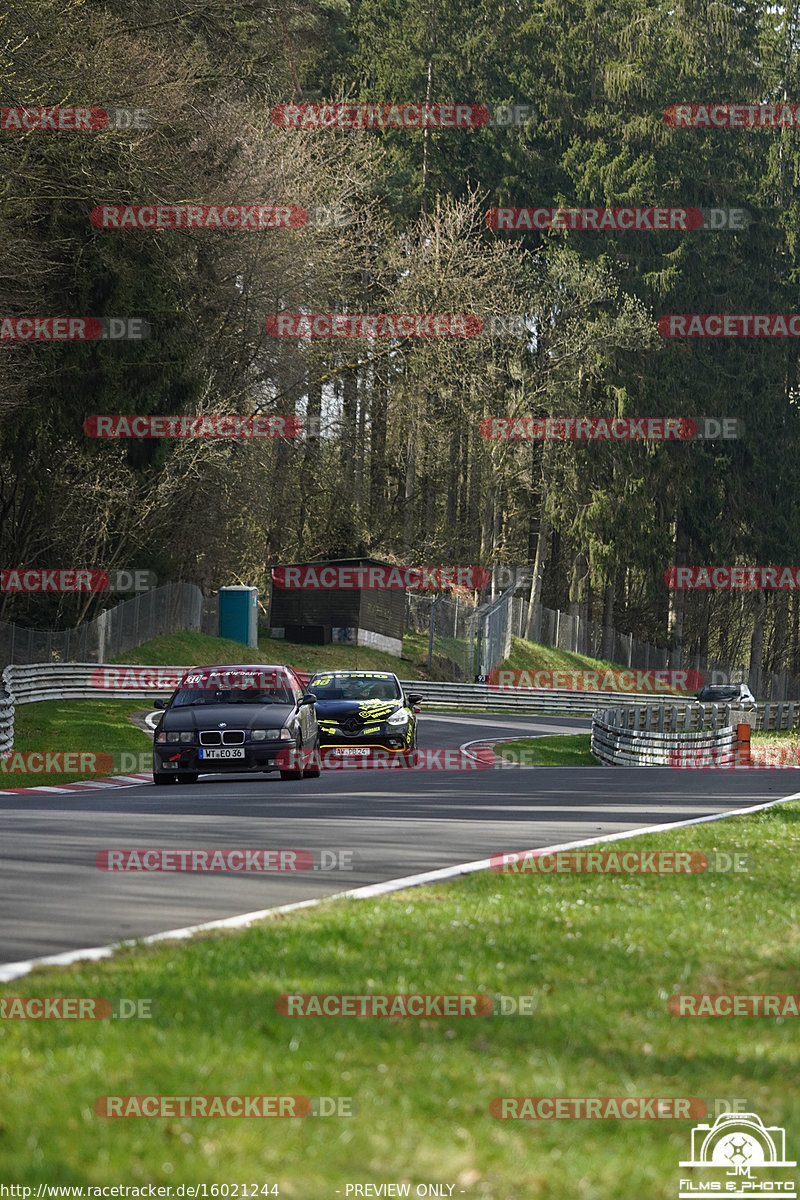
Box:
154;741;292;774
318;729;413;753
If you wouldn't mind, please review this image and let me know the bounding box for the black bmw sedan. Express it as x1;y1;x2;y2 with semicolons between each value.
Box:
151;663;320;784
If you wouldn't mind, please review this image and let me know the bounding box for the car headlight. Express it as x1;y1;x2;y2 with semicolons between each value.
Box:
251;728;287;741
386;709;409;725
179;731;194;743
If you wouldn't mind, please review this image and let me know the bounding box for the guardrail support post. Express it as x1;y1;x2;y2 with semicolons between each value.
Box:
737;723;751;766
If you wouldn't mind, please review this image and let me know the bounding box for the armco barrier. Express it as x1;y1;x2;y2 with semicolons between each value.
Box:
591;706;741;766
0;677;13;758
0;663;797;759
2;663;704;710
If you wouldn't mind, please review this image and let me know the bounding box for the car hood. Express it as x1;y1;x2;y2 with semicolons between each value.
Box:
160;702;297;730
314;699;404;721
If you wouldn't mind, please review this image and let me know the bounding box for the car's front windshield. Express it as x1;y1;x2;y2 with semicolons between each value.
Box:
310;674;401;701
171;688;295;707
170;673;296;708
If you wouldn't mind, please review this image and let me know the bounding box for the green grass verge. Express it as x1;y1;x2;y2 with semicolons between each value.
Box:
1;698;153;788
500;636;695;697
495;733;594;766
1;799;799;1194
752;730;800;747
114;629;430;679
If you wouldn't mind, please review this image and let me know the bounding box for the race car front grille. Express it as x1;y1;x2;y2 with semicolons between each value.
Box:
199;730;246;746
340;717;363;735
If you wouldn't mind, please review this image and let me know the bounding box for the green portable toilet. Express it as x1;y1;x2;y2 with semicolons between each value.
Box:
219;586;258;648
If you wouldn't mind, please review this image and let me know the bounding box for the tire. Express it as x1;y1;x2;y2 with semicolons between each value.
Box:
302;736;321;779
153;770;177;785
279;767;304;781
177;773;199;784
280;742;304;781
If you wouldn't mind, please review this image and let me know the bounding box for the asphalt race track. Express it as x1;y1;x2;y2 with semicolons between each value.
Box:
1;711;796;970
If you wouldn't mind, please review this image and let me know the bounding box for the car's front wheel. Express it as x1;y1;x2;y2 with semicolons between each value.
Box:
153;769;177;786
177;773;199;784
280;742;304;781
302;736;321;779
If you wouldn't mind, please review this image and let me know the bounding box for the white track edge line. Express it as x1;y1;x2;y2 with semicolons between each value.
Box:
2;783;799;983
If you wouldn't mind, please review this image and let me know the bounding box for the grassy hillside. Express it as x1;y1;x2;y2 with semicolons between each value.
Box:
113;630;431;679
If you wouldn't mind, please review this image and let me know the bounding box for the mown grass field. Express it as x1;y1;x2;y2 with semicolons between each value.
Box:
1;798;799;1197
495;733;594;766
1;698;153;788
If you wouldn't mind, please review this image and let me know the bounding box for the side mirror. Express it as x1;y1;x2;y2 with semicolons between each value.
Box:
299;692;317;706
153;698;166;710
407;693;423;705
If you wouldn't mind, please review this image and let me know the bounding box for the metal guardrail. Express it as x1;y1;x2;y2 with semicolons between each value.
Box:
1;663;798;759
591;706;741;767
401;680;800;731
0;677;13;758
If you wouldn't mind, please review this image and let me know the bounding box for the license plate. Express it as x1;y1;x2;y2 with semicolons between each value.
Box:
331;747;370;756
199;747;245;760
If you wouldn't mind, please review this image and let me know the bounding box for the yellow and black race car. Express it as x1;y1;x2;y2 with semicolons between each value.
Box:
307;670;422;757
